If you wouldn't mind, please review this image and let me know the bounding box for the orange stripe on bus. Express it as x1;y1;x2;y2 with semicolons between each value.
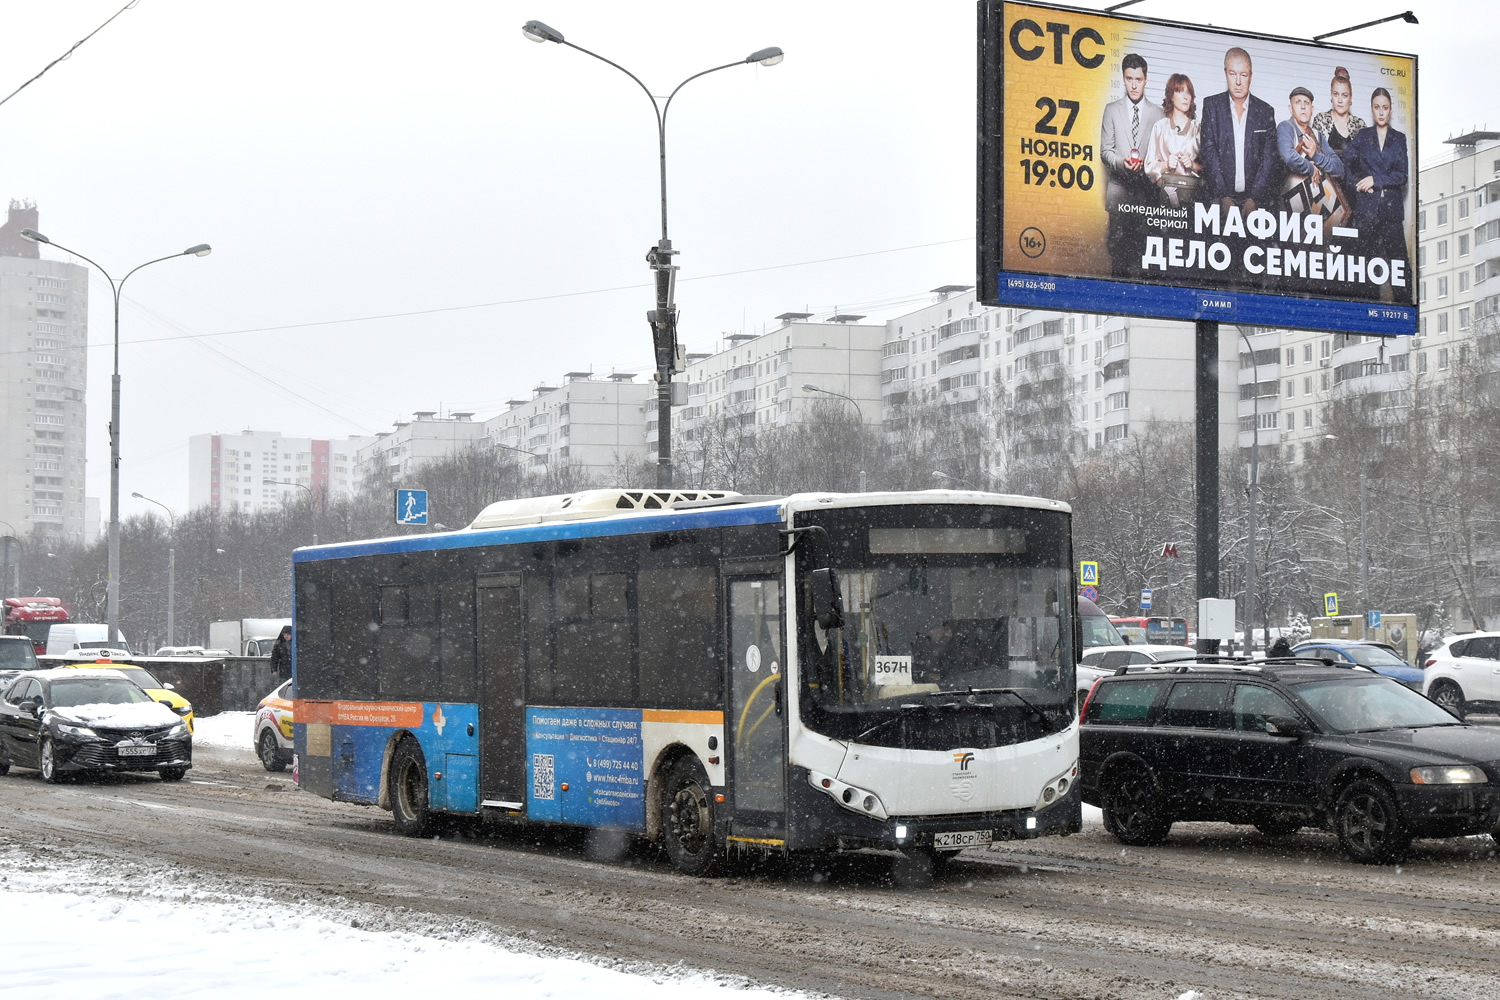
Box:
642;709;724;725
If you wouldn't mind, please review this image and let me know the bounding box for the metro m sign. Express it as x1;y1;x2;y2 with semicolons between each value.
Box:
1161;542;1179;558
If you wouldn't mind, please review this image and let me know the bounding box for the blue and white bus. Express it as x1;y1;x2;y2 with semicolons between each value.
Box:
291;489;1081;875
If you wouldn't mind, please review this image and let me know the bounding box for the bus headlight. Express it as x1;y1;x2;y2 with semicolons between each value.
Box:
1035;761;1079;810
808;770;889;820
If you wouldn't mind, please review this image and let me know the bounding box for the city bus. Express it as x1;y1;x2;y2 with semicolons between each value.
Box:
1109;616;1190;646
291;488;1081;875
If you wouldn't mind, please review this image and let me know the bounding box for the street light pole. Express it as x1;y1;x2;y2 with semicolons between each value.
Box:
523;20;783;489
130;491;174;647
802;383;866;491
1360;467;1369;639
21;229;210;647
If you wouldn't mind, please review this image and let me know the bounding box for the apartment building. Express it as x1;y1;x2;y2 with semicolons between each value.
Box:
190;429;375;513
665;316;886;468
0;201;91;544
354;414;485;485
483;372;653;477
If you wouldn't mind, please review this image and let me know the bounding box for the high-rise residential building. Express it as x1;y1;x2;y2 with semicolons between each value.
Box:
189;429;375;514
354;413;487;484
483;372;653;477
666;315;886;470
0;201;91;544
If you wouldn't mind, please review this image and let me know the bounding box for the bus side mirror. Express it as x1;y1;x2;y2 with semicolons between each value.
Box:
810;568;844;631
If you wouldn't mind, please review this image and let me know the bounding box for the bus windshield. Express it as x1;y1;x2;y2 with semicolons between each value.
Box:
796;503;1074;748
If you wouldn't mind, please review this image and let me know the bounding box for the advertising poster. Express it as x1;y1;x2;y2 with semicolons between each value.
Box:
978;2;1418;335
525;706;646;828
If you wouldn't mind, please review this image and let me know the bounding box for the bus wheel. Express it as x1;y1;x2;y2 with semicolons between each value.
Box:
661;757;722;876
389;739;431;837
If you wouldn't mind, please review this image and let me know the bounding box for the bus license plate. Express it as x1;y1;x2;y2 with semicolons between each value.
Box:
117;744;155;756
933;829;991;850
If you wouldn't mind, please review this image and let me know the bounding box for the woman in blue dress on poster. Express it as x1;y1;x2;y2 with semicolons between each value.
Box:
1343;87;1411;304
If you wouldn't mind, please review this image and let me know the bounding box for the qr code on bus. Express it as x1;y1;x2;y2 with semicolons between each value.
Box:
532;753;555;800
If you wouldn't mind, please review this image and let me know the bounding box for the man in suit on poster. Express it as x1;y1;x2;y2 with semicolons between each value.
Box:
1199;46;1280;213
1100;53;1165;277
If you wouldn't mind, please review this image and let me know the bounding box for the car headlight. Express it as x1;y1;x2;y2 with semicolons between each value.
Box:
1410;765;1487;785
167;722;190;739
55;722;97;738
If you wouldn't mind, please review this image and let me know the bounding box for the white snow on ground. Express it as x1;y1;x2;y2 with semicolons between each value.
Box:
193;709;256;749
0;842;821;1000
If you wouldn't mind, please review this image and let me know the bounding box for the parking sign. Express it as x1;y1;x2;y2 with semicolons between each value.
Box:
1324;593;1339;616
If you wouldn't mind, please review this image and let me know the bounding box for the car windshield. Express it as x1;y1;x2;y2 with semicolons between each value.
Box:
1294;677;1462;732
0;642;36;668
111;667;163;689
1338;645;1409;668
1081;613;1123;648
48;678;152;708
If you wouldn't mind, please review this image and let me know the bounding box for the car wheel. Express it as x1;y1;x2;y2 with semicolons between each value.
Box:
39;736;66;784
160;766;188;782
258;729;287;772
1102;765;1172;846
1428;680;1466;720
1254;818;1302;838
1335;778;1410;864
389;738;431;837
660;756;722;877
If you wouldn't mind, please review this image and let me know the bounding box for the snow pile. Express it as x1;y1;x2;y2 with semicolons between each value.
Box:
192;710;255;748
0;843;821;1000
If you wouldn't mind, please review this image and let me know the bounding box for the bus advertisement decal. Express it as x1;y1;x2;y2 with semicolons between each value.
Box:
526;707;646;828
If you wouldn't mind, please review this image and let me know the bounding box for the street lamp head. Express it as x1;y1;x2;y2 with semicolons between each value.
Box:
185;243;212;257
19;228;49;244
747;46;784;67
522;19;564;44
801;383;822;392
130;492;143;499
1401;10;1419;23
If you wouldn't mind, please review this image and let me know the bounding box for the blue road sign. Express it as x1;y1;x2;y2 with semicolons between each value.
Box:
1367;610;1382;629
1080;585;1098;603
1080;561;1099;586
1141;588;1153;611
395;488;429;526
1324;592;1339;616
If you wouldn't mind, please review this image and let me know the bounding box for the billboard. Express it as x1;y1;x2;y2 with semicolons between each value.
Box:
978;2;1418;335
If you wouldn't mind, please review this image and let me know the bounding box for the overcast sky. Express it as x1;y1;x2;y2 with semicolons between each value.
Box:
0;1;1486;516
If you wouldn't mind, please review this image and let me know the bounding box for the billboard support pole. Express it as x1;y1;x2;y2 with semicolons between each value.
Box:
1195;319;1220;654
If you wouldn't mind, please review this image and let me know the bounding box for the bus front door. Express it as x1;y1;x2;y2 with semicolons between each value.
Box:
477;574;525;806
726;574;786;841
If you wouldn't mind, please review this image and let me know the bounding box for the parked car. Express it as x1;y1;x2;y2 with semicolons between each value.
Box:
1076;643;1198;710
57;652;195;732
1422;632;1500;720
0;635;39;674
153;646;206;656
0;667;192;782
1079;662;1500;863
254;678;294;772
1291;639;1425;689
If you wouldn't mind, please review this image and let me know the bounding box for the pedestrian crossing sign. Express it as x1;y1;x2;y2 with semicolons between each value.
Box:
1324;592;1339;616
1080;561;1099;586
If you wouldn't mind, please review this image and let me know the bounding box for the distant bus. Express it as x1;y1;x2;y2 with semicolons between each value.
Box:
292;489;1082;875
1110;616;1190;646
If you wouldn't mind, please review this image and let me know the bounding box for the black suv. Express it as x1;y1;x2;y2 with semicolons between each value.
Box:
1079;662;1500;863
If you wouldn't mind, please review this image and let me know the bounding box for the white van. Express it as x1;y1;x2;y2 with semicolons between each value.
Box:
45;623;130;656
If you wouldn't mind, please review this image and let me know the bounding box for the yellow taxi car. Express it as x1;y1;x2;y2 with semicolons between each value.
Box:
59;651;195;733
254;678;294;772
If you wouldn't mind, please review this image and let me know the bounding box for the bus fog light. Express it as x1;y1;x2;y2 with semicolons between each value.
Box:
842;788;854;804
863;795;876;811
1042;786;1056;803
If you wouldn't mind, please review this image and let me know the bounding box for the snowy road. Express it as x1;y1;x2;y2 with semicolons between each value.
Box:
2;716;1498;1000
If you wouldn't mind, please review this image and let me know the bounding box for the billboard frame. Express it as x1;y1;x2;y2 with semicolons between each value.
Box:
977;0;1419;336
